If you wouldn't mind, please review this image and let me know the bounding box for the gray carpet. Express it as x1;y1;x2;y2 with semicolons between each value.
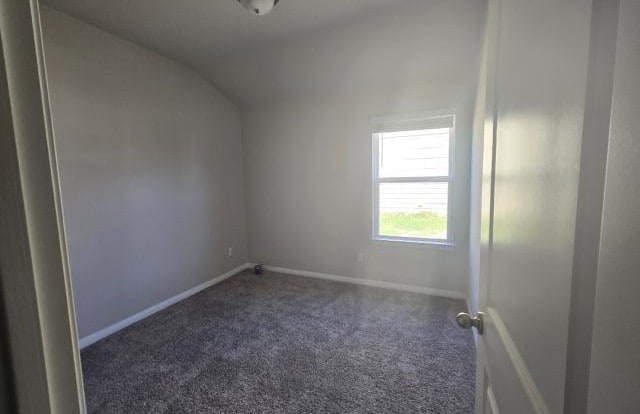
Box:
81;270;475;413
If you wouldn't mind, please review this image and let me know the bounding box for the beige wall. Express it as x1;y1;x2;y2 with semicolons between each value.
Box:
236;0;485;295
243;90;474;294
42;8;248;339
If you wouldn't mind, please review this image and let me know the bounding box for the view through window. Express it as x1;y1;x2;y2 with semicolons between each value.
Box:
373;116;454;243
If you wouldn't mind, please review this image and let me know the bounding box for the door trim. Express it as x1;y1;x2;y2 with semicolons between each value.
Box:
487;386;500;414
0;0;85;412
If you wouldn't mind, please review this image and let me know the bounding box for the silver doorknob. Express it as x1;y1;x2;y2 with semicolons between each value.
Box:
456;312;484;334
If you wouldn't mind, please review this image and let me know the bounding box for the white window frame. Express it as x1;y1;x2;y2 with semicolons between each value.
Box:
371;113;456;246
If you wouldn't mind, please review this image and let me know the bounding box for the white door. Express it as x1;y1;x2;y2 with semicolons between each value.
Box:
464;0;595;413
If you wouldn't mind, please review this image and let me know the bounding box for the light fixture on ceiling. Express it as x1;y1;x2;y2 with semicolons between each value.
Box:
236;0;280;16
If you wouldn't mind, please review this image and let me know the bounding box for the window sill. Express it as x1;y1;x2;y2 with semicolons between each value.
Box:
371;237;456;250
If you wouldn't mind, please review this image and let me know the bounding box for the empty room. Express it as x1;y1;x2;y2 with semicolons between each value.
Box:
1;0;639;413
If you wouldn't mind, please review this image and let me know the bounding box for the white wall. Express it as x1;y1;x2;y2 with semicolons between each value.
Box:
41;8;248;339
240;0;486;294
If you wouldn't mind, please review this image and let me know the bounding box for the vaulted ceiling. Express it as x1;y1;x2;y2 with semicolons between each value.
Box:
43;0;415;61
42;0;486;107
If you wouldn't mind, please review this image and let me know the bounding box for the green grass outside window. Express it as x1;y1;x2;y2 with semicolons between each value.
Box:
379;211;447;240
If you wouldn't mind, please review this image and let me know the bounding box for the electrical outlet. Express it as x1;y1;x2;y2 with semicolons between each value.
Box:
228;247;233;257
357;252;364;262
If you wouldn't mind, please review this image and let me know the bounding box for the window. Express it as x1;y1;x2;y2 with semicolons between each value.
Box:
372;114;455;245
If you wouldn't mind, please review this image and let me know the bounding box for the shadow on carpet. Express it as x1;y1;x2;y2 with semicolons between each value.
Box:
81;270;475;413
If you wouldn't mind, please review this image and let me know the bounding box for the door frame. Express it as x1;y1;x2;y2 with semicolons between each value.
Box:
0;0;85;412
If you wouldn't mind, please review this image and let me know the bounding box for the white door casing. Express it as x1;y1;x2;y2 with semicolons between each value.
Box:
0;0;84;412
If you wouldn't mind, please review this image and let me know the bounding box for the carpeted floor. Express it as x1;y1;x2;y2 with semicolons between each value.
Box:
81;270;475;413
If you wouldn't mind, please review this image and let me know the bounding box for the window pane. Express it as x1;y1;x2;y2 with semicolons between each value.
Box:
378;182;448;240
378;128;450;178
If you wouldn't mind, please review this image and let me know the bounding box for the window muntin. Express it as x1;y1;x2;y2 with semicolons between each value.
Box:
372;115;454;244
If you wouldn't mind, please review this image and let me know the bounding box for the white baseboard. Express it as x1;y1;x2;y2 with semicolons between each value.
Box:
78;263;251;349
80;262;466;349
258;264;467;300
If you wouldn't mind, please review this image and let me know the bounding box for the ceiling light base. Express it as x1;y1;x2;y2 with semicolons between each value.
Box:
236;0;280;16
